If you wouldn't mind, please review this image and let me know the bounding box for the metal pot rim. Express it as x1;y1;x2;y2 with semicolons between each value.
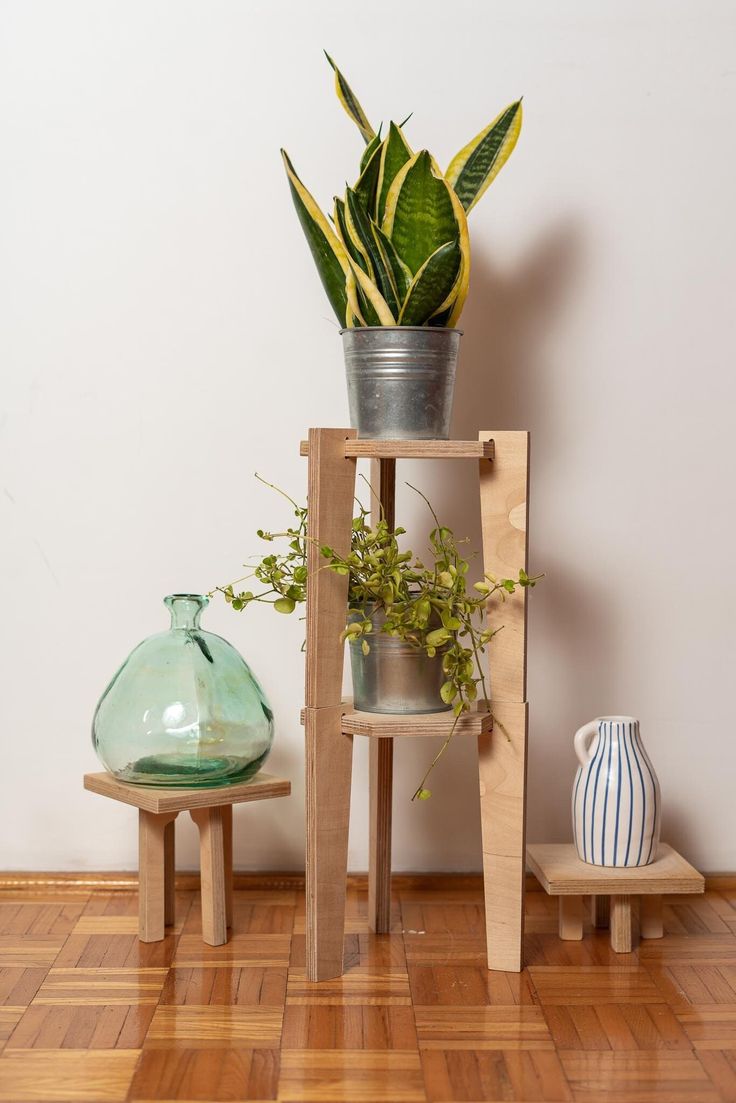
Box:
340;326;463;337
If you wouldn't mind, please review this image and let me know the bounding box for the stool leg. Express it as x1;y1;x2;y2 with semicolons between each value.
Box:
591;895;610;929
164;819;176;927
640;894;664;939
559;895;584;940
190;807;227;947
222;805;233;929
139;810;176;942
610;894;633;952
368;737;393;933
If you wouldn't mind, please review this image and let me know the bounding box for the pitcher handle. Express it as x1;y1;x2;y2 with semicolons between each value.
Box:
574;720;599;766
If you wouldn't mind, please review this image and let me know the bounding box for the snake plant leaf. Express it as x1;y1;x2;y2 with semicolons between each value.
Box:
376;121;413;223
355;282;383;326
324;51;375;144
348;257;396;325
382;150;459;276
444;181;471;325
345;266;366;327
281;150;350;325
353;140;383;214
360;127;383;175
372;222;412;304
427;305;453;327
334;196;369;274
446;100;522;213
399;239;461;326
345;188;400;317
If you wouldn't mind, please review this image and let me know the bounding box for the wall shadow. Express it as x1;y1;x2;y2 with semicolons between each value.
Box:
397;219;626;862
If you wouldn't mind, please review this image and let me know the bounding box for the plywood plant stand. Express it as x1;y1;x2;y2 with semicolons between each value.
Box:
527;842;705;952
301;429;530;981
84;771;290;945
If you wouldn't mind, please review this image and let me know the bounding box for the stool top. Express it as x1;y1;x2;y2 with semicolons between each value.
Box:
84;771;291;814
526;842;704;896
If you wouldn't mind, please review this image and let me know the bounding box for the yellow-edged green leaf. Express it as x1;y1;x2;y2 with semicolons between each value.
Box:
324;51;375;144
444;182;471;326
427;305;453;327
345;188;400;317
372;222;412;303
335;196;370;274
399;239;461;326
345;266;366;327
348;257;396;325
382;150;458;275
376;121;412;223
356;282;382;326
353;140;383;214
281;149;349;324
360;127;383;175
446;100;522;213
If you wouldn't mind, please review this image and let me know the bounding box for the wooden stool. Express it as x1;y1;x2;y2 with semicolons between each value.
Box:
527;842;704;952
301;430;531;980
84;771;290;945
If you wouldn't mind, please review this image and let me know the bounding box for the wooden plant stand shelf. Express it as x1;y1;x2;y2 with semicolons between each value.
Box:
299;438;495;459
527;842;705;952
84;771;290;945
301;429;530;981
300;700;493;739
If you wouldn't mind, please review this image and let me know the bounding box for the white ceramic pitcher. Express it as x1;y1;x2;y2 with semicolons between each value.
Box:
572;716;661;867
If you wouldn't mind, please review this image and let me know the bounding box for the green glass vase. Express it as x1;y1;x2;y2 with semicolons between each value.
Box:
92;594;273;787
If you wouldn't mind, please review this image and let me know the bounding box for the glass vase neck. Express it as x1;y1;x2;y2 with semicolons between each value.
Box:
164;594;208;630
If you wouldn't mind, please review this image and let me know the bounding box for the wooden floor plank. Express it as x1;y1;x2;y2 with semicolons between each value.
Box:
128;1046;279;1101
0;1048;140;1101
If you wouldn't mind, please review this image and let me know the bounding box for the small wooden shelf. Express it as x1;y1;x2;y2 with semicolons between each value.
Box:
84;771;291;815
299;438;495;460
526;842;704;953
527;842;704;896
300;701;492;739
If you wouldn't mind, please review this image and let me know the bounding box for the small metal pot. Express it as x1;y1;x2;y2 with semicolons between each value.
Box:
342;326;462;440
348;608;451;715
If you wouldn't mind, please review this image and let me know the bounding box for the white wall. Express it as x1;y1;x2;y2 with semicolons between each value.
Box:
2;1;735;873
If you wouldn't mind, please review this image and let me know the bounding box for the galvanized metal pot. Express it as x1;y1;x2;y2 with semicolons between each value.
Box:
348;608;451;715
342;326;462;440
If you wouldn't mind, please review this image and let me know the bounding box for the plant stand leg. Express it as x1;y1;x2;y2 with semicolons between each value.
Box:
305;705;353;979
164;818;176;927
367;456;395;935
591;894;610;928
610;894;633;952
368;738;393;933
305;428;357;981
139;810;177;942
478;431;530;973
559;895;584;940
478;703;528;971
190;807;227;947
640;894;664;939
222;805;233;929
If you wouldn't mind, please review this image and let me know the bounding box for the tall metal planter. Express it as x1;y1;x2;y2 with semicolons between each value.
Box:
343;327;462;440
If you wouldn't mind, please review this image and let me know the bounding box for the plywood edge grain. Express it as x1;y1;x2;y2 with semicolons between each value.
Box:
300;439;495;459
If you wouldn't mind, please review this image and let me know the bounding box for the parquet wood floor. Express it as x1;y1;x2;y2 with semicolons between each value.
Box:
0;881;734;1101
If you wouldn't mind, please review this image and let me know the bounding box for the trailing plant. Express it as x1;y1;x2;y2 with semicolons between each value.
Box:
282;53;522;328
212;476;541;799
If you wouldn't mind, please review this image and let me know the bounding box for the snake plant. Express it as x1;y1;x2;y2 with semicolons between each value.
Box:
282;54;522;329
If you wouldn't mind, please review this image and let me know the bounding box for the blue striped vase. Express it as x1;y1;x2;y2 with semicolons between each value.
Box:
572;716;660;868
